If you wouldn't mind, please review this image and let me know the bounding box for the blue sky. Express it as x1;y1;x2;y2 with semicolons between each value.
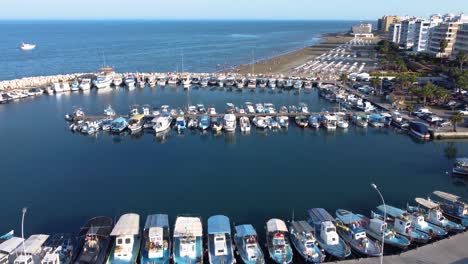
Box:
2;0;467;20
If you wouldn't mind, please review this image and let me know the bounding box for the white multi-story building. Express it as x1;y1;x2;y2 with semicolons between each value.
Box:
399;18;419;49
413;17;442;52
453;23;468;57
388;23;402;44
427;14;468;57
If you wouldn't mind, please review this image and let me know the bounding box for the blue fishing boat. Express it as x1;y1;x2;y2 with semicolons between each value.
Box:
234;224;265;264
432;191;468;227
368;114;384;127
308;115;321;128
106;213;141;264
307;208;351;260
111;117;128;133
0;230;13;241
352;214;410;249
288;221;325;263
266;219;293;264
140;214;171;264
172;216;203;264
198;116;210;130
334;209;381;257
207;215;235;264
407;198;465;233
175;116;186;132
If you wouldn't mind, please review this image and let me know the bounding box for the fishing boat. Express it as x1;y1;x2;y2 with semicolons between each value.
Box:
12;234;49;264
288;221;325;263
352;114;368;128
258;79;268;88
372;207;430;243
308;115;320;128
207;215;235;264
431;191;468;227
255;103;264;114
409;121;430;140
0;230;13;241
247;79;257;89
104;105;116;119
307;208;351;259
111;117;128;133
175;116;186;132
201;78;209;87
268;79;277;88
368;114;385;127
73;217;113;264
240;116;251;132
124;75;136;89
140;214;170;264
187;106;198;115
0;235;24;264
284;79;293;89
226;103;236;114
20;42;36;50
223;114;236;132
187;118;198;129
276;116;289;128
293;80;303;89
225;77;236;87
298;103;309;114
208;107;217;115
71;81;80;92
244;102;255;114
236;78;247;88
65;108;85;122
266;219;293;264
452;158;468;175
172;217;203;264
295;116;308;128
106;214;140;264
93;75;113;89
113;76;123;87
304;81;313;89
264;103;276;114
211;117;223;132
234;225;265;264
168;76;180;86
334;209;381;257
198;116;210;130
353;214;410;249
407;198;465;233
208;76;218;86
253;117;268;129
197;104;207;114
80;79;92;91
128;115;145;133
266;116;280;130
81;121;100;135
153;116;172;133
137;79;146;88
322;114;337;129
276;79;286;89
41;234;74;264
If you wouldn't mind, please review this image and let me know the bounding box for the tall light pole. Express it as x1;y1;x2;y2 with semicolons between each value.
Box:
371;183;385;264
21;207;27;254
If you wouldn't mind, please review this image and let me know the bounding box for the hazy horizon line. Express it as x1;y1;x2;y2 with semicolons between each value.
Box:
0;18;376;22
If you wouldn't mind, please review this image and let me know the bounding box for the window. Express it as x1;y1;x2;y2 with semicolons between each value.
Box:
117;238;123;245
125;238;131;244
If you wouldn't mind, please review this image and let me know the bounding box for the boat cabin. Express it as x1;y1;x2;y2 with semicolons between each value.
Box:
208;215;230;257
13;235;49;264
369;218;387;235
173;217;203;260
110;213;140;260
0;237;24;264
453;158;468;175
393;215;412;234
320;221;339;245
145;214;169;259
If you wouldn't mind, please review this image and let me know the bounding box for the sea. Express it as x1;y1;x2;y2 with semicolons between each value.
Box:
0;20;467;262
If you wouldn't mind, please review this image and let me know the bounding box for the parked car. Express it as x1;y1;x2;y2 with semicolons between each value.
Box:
458;108;468;116
412;108;432;117
426;115;443;123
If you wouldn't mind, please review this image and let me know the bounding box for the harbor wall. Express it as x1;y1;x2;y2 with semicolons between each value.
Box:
432;131;468;140
0;73;93;90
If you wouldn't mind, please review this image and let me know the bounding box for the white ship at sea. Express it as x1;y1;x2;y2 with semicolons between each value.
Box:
19;42;36;50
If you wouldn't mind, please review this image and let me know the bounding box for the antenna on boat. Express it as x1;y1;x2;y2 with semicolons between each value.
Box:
21;207;27;254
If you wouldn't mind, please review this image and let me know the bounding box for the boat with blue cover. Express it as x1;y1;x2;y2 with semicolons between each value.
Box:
288;221;325;263
172;216;203;264
72;216;114;264
199;116;210;130
431;191;468;227
407;198;465;233
207;215;235;264
377;204;447;238
140;214;170;264
106;213;141;264
266;219;293;264
307;208;351;260
334;209;381;257
368;114;384;127
234;224;265;264
308;115;320;128
0;230;13;241
111;117;128;133
354;214;410;249
175;116;186;132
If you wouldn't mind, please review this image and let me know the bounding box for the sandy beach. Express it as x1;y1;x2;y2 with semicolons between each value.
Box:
232;33;354;76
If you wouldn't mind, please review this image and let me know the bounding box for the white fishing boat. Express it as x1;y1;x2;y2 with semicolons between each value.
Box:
183;75;192;87
79;79;91;91
247;78;257;89
113;76;123;87
52;83;64;93
245;102;255;114
168;76;179;85
223;114;237;132
93;74;112;89
12;234;50;264
128;114;145;133
240;116;251;132
157;76;168;86
0;235;24;264
172;217;203;264
19;42;36;50
268;78;277;88
253;116;268;129
255;103;264;114
125;75;136;89
153;116;172;133
106;213;141;264
277;116;289;128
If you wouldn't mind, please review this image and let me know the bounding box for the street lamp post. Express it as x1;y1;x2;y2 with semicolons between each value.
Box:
21;207;27;254
371;183;385;264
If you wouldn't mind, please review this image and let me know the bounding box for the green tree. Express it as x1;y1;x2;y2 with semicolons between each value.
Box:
421;82;438;105
370;77;381;91
440;39;449;54
339;73;348;83
456;51;468;71
450;112;464;132
406;103;416;113
433;87;450;103
455;70;468;89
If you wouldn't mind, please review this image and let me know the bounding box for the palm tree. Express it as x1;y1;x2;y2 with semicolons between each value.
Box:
433;87;450;104
339;73;348;83
421;82;437;105
456;51;468;71
450;112;464;132
370;78;381;94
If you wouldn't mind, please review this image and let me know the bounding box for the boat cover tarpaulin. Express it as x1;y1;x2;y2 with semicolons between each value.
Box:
173;217;202;237
0;237;23;253
208;215;231;235
22;234;49;254
291;221;314;233
111;213;140;236
433;191;461;203
336;209;362;225
415;198;439;209
307;208;335;223
377;205;406;218
112;117;126;123
79;216;113;237
235;225;257;237
144;214;169;230
266;219;288;232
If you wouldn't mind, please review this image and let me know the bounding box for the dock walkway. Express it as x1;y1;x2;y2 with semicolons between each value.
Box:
338;231;468;264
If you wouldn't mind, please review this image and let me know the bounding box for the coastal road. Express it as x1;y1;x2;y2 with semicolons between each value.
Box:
339;231;468;264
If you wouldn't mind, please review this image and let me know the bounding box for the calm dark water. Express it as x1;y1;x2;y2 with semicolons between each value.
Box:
0;20;361;80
